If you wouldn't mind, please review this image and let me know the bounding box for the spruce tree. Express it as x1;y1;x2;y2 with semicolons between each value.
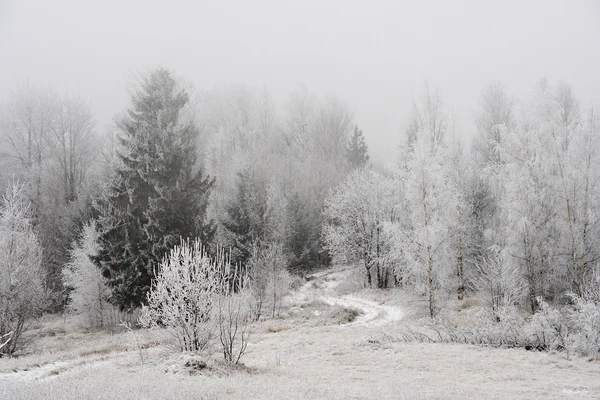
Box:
94;68;214;309
346;125;370;168
222;169;267;266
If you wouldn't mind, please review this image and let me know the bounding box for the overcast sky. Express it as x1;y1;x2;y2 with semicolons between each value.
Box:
1;0;599;165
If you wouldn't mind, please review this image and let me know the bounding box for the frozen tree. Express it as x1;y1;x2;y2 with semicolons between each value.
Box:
141;238;255;363
222;168;268;266
551;92;600;297
445;137;475;300
140;239;221;352
0;85;55;206
0;182;46;356
94;68;215;309
390;87;461;317
216;258;254;364
323;168;399;287
1;86;101;309
63;221;114;328
346;125;370;169
490;82;563;311
248;242;290;319
473;82;514;165
48;96;97;203
471;247;524;322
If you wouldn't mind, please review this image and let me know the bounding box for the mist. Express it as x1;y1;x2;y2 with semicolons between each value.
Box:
2;0;599;165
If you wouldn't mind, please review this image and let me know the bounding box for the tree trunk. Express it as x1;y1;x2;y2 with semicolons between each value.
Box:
457;239;465;300
428;250;435;318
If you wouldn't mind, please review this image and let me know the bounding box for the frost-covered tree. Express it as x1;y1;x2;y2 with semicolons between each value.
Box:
445;137;475;300
492;81;584;311
248;242;291;319
0;182;46;356
140;239;221;352
471;247;524;322
49;96;97;203
63;221;114;327
346;125;369;169
390;87;460;317
473;82;514;166
323;168;399;288
551;92;600;297
0;87;99;307
222;169;268;266
141;238;254;363
94;68;215;309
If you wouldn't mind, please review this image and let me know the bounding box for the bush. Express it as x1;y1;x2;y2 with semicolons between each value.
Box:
140;239;221;352
141;239;255;364
568;296;600;356
526;298;569;351
398;295;600;358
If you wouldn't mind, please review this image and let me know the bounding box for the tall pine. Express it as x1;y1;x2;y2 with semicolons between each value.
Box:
346;125;370;168
94;68;215;309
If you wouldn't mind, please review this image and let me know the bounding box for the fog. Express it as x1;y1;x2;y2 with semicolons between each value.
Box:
1;0;599;164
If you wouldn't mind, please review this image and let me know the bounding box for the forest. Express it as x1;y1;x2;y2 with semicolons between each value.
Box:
1;67;599;371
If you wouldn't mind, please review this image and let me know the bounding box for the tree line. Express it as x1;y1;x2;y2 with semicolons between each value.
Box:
324;81;600;323
0;68;368;355
1;68;598;356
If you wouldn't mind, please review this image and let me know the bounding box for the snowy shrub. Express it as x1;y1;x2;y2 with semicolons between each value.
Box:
397;309;526;348
63;221;118;328
526;298;569;351
140;239;221;352
567;270;600;356
141;238;255;363
0;182;47;356
567;296;600;356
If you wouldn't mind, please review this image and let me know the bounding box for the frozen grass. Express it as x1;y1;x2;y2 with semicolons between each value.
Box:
2;271;600;399
0;314;161;374
3;324;600;400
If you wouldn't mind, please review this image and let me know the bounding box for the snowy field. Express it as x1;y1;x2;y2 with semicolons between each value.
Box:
2;270;599;400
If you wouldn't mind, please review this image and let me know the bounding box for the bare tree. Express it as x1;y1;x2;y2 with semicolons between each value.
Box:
49;96;97;203
217;262;254;364
0;85;56;215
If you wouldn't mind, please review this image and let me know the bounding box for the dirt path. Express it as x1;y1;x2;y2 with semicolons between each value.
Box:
294;268;404;327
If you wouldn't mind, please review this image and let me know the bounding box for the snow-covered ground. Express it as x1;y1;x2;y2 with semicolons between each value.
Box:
2;269;600;399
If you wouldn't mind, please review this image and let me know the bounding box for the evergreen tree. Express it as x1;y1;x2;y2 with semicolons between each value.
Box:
222;169;267;266
94;68;214;309
346;125;370;168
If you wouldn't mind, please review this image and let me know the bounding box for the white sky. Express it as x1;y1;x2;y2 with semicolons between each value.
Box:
1;0;599;164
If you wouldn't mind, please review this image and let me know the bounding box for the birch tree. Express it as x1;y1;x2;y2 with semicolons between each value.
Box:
323;169;399;287
0;182;46;356
391;87;460;317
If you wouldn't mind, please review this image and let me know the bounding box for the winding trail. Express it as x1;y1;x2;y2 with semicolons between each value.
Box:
292;269;404;327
